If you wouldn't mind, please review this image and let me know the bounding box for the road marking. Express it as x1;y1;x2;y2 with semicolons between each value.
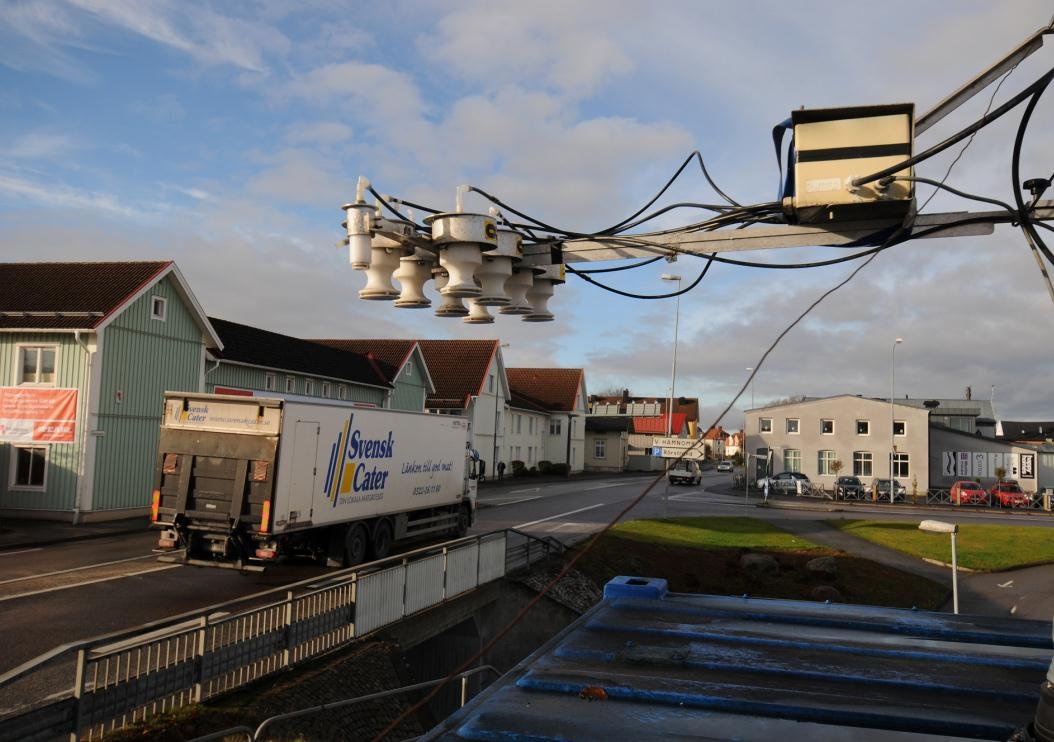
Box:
514;503;607;530
0;548;43;558
0;565;180;603
0;553;157;586
998;580;1014;588
508;487;540;494
584;483;624;491
484;496;542;507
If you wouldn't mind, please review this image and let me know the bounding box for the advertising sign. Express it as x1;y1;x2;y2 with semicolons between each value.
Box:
1021;453;1036;479
163;396;281;435
0;387;78;443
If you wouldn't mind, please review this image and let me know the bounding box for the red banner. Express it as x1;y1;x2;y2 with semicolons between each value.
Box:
0;388;79;443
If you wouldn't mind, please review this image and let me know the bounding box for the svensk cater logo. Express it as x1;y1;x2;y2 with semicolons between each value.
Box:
323;415;395;506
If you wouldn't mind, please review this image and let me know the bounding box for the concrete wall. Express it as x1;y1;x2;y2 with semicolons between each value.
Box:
745;395;930;488
930;427;1045;493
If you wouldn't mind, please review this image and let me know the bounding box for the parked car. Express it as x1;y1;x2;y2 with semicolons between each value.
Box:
758;471;810;494
990;480;1031;508
873;478;907;501
717;460;733;472
668;460;702;486
950;480;988;506
835;476;864;499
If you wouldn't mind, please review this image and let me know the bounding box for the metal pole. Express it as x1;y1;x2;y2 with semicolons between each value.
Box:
890;339;902;504
950;531;959;614
663;276;681;521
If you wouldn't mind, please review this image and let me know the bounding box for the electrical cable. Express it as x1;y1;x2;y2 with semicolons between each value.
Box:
371;204;915;742
576;256;665;274
1009;78;1054;303
888;176;1016;214
365;185;429;232
852;66;1054;188
566;254;715;299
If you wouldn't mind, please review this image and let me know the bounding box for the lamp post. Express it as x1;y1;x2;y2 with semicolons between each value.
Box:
661;273;681;519
890;337;903;503
919;520;959;613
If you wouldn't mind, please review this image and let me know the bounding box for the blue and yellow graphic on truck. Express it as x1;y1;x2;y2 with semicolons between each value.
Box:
323;415;395;507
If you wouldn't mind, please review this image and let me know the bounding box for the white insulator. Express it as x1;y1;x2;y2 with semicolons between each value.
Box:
464;299;494;324
499;267;534;315
393;250;434;308
433;271;468;317
523;277;555;322
359;247;401;300
342;202;373;269
475;254;513;306
438;243;483;297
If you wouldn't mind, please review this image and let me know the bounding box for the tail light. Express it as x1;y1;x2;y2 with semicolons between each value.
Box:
150;489;160;522
255;548;277;559
260;499;271;534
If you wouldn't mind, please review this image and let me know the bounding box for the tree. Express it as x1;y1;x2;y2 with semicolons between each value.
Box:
732;451;743;467
995;466;1006;483
832;460;843;477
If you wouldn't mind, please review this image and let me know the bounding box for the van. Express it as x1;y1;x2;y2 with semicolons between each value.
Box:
667;460;702;486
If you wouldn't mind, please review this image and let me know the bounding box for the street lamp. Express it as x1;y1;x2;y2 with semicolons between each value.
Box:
919;520;959;613
890;337;903;503
661;273;681;519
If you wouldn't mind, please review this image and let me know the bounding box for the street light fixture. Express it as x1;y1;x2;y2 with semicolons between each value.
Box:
919;520;959;613
890;337;903;503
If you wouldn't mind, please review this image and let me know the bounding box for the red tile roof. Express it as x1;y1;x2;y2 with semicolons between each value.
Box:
312;339;417;383
418;339;499;409
0;261;171;329
703;425;725;440
632;413;687;435
507;368;583;412
590;395;699;422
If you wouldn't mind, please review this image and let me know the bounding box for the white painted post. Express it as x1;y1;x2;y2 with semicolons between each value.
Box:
951;530;959;615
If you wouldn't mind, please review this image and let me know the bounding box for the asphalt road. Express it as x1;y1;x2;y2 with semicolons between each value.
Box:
2;469;1053;710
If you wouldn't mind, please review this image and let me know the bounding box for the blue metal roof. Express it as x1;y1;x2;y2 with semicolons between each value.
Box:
425;576;1053;741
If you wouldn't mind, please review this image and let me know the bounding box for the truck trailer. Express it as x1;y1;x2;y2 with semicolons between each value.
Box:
151;392;477;570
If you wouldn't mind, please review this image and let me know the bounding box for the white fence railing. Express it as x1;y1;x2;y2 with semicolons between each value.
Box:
0;528;562;742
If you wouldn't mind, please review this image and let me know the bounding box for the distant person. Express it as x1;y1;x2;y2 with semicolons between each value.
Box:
763;478;770;502
479;459;486;482
497;461;506;480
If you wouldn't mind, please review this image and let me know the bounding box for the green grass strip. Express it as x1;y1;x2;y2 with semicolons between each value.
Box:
608;516;823;551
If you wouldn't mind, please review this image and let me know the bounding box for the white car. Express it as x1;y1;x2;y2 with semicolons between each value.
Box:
668;460;702;485
717;460;733;472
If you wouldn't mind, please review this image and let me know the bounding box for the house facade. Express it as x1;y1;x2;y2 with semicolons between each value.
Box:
507;368;587;473
312;339;434;412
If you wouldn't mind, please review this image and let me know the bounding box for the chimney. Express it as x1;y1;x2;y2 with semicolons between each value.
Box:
622;388;629;403
965;386;972;401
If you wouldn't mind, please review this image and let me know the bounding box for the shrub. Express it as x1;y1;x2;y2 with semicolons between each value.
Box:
550;463;570;476
538;460;553;474
511;460;526;476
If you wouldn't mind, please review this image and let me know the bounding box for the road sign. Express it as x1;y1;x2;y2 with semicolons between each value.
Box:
659;447;705;460
653;437;696;449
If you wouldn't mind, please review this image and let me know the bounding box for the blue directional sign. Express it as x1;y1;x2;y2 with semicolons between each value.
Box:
652;447;662;457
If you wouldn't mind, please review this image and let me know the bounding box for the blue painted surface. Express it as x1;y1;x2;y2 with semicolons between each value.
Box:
424;577;1054;741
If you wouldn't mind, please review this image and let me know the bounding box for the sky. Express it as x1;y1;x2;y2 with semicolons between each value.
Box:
1;1;1053;430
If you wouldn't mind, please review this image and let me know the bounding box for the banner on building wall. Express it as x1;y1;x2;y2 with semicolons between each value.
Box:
0;388;79;443
943;451;1022;479
1021;453;1036;479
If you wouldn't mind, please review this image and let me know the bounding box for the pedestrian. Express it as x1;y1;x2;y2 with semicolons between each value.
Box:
497;461;505;480
479;459;486;482
763;478;769;502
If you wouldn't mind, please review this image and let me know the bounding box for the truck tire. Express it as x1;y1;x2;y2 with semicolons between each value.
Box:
370;519;393;560
455;506;470;538
344;524;368;567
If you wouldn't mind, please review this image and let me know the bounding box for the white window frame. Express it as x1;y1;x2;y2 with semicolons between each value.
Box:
15;344;59;387
322;382;331;398
550;419;562;436
595;438;606;459
150;295;167;321
821;419;835;435
264;373;276;391
488;374;494;393
853;451;873;477
529;417;534;435
759;417;772;433
893;420;907;437
783;448;801;473
856;419;870;436
786;418;800;434
338;385;347;400
285;376;296;393
304;379;315;396
10;444;48;490
516;414;522;434
405;363;412;378
892;452;910;477
817;450;836;476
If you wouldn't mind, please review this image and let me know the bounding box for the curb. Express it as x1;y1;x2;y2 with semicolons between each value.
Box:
0;524;147;552
749;497;1054;519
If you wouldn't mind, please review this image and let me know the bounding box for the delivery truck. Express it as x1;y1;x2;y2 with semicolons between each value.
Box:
150;392;477;571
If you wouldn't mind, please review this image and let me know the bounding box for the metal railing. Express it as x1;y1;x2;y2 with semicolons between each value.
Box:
0;528;562;741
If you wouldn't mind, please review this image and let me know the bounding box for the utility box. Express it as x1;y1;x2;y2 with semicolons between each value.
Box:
791;103;915;224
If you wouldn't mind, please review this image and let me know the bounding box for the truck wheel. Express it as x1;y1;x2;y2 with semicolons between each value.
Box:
344;524;368;567
370;519;393;560
455;507;470;538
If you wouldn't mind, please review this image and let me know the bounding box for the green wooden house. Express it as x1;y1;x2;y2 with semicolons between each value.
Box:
310;339;434;412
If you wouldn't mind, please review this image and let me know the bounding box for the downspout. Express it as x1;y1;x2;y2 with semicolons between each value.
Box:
565;414;572;477
72;331;93;525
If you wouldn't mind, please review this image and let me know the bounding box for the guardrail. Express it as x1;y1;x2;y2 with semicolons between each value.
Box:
0;528;563;742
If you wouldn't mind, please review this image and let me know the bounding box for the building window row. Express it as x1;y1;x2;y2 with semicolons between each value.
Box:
758;415;906;436
770;448;909;478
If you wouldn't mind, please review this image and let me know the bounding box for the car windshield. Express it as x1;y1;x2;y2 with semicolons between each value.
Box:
962;483;981;490
1002;483;1023;492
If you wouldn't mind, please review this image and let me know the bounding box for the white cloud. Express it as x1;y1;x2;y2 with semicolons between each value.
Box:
3;131;78;159
247;148;353;205
0;172;145;219
285;121;355;146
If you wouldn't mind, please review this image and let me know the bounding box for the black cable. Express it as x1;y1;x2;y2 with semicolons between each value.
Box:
566;254;715;299
1010;79;1054;303
365;185;429;232
852;66;1054;188
576;256;665;274
887;176;1016;214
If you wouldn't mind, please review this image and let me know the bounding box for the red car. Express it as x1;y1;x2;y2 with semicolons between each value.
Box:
990;481;1031;508
950;481;988;506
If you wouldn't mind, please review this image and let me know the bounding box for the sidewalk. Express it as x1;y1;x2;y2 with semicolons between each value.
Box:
0;516;146;552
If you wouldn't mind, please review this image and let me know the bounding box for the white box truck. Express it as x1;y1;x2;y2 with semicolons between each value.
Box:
150;392;477;571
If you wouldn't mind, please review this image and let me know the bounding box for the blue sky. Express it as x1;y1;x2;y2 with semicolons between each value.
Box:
2;1;1053;428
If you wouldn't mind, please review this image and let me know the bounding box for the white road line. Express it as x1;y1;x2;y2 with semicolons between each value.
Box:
0;565;180;603
514;503;607;530
484;496;542;507
508;487;540;494
584;483;624;491
0;548;43;558
0;553;157;586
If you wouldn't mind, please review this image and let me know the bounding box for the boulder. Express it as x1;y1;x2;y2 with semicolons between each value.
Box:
806;556;838;580
809;585;843;602
740;553;779;577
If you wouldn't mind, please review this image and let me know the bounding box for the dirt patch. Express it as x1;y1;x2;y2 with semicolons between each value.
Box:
575;535;948;610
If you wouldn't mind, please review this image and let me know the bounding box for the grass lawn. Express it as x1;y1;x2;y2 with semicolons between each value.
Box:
575;516;947;610
830;520;1054;571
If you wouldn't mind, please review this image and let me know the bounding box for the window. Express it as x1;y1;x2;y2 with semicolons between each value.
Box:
11;445;47;489
304;379;314;396
285;376;296;393
856;419;870;436
1042;453;1054;470
818;450;836;476
550;419;562;436
595;438;606;459
759;418;772;433
488;374;494;393
405;363;412;378
821;419;834;435
322;382;331;398
264;373;276;391
528;447;534;465
893;453;910;477
529;417;534;435
17;346;57;386
516;414;522;434
786;418;799;434
783;449;801;473
853;451;873;477
150;296;167;321
893;420;906;437
338;385;347;400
